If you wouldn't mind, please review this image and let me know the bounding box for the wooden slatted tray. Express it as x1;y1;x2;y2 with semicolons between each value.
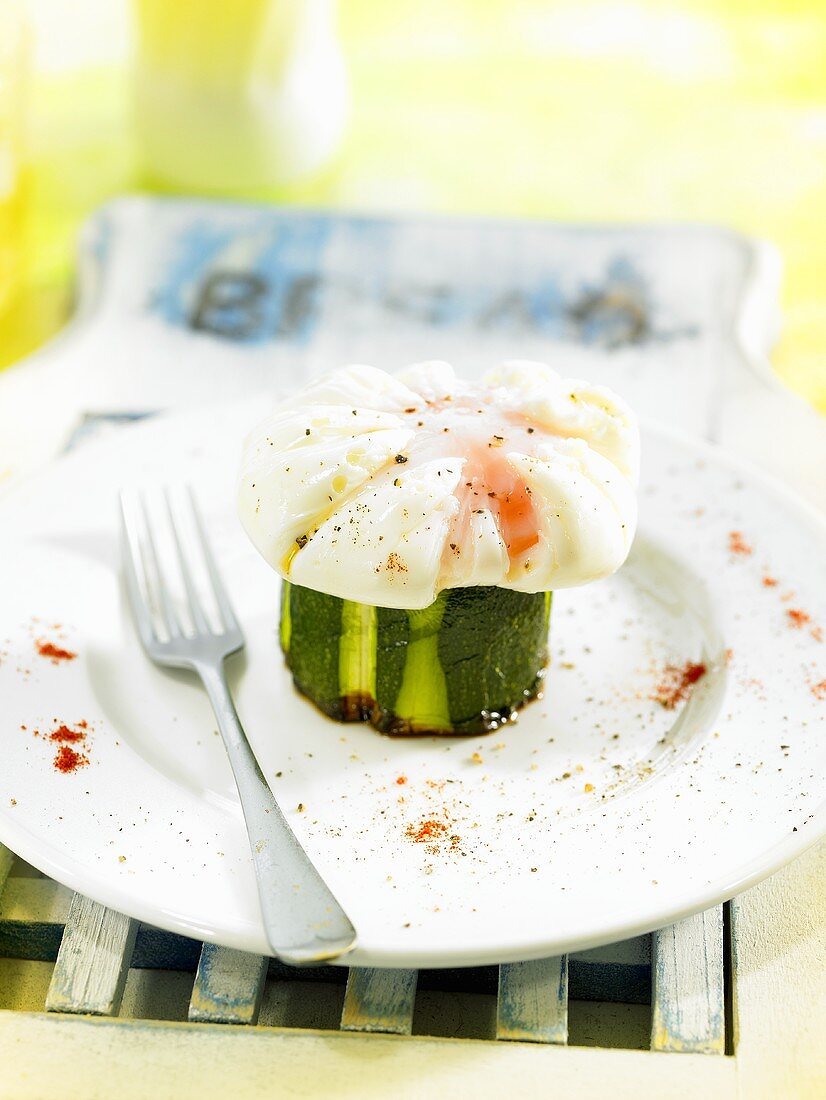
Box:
0;850;727;1051
11;840;825;1100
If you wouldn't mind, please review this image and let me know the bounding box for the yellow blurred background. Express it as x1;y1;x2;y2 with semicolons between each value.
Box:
1;0;824;412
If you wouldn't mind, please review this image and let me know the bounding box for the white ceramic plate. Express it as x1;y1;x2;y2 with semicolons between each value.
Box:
0;400;824;967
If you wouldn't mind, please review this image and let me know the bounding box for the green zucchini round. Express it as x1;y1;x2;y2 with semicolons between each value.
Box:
280;581;551;735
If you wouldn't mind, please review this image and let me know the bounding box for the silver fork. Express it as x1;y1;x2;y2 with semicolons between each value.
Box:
119;486;356;966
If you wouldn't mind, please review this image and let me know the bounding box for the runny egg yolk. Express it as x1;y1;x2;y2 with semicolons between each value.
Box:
399;394;540;567
460;446;539;560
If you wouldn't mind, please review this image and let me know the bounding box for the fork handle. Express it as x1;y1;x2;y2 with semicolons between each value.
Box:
195;661;356;965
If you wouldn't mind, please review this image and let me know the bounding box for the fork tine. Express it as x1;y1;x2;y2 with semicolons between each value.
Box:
186;486;241;635
164;488;211;635
138;493;182;640
119;494;158;651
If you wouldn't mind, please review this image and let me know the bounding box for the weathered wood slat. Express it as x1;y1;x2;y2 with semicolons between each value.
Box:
496;956;569;1044
340;968;418;1035
651;908;725;1054
46;894;138;1016
188;943;268;1025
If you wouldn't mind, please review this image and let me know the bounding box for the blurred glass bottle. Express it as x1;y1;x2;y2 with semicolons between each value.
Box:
133;0;347;193
0;0;29;319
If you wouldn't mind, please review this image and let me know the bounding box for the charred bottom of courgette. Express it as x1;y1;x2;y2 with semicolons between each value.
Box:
280;581;551;736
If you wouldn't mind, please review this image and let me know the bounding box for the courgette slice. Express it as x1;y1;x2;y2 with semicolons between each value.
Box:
280;581;551;735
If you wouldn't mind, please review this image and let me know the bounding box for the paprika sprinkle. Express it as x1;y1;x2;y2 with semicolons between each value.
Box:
35;640;77;663
651;661;708;710
728;531;753;556
53;745;89;774
405;817;462;855
32;722;92;773
48;724;86;744
406;819;447;844
787;608;811;629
